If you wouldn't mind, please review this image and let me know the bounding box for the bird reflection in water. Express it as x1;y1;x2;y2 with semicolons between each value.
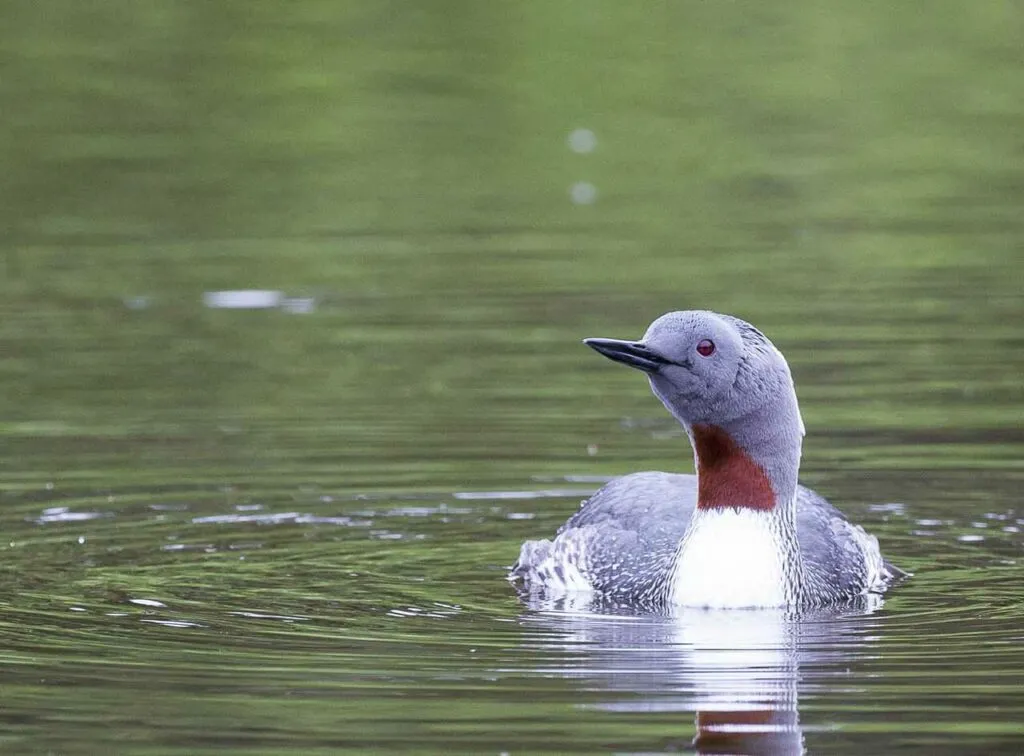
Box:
516;592;883;755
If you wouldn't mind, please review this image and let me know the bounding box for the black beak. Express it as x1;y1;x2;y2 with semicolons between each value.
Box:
584;338;670;374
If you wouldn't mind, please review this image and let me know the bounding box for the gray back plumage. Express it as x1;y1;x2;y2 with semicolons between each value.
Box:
512;471;902;608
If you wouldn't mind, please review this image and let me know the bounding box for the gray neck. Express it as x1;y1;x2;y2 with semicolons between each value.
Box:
649;355;806;514
713;392;803;514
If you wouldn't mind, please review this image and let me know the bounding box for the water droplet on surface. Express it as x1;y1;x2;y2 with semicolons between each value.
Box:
570;182;597;205
568;128;597;153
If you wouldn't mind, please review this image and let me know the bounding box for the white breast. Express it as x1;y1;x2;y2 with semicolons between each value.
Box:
670;508;792;609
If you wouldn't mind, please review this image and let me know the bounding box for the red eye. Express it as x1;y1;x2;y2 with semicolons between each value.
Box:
696;339;716;357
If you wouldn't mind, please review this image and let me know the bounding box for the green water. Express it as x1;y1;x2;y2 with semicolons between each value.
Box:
2;1;1023;753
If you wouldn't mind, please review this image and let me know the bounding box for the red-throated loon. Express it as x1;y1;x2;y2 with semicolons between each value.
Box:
510;310;906;609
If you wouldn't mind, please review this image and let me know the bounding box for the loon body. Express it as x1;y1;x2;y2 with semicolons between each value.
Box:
511;310;905;609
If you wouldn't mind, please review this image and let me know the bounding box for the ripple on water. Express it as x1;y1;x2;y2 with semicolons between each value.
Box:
3;476;1023;753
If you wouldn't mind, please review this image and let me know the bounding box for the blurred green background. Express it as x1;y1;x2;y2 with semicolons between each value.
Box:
3;0;1021;447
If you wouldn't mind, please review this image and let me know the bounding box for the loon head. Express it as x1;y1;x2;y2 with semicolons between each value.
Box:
585;310;805;512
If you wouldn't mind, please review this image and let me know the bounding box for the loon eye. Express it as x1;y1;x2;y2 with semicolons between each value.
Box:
696;339;716;357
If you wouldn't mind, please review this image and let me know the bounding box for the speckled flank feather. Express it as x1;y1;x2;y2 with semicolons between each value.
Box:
511;472;686;605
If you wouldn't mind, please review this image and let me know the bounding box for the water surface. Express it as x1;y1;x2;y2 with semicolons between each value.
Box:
2;1;1023;753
